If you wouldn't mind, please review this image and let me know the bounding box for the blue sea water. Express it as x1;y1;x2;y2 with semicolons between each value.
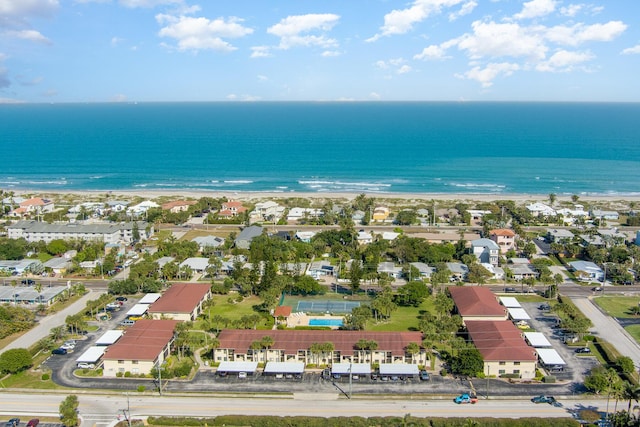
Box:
1;102;639;195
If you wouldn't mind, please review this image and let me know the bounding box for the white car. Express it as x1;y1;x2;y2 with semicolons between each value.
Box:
77;363;94;369
238;372;247;379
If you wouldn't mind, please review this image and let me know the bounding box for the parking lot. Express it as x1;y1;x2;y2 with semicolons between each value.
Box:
521;302;598;384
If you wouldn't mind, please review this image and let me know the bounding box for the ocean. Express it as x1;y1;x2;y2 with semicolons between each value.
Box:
2;102;639;196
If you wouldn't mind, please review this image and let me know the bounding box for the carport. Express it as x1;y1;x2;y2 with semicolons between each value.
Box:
537;348;566;370
507;307;531;320
331;363;371;376
75;346;107;366
126;304;149;317
524;332;552;348
264;362;305;376
95;330;124;346
139;293;161;304
499;297;522;308
379;364;419;377
217;361;258;375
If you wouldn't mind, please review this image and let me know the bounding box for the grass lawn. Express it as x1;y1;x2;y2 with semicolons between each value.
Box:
593;296;640;319
0;369;62;389
625;325;640;344
367;298;435;332
205;294;272;330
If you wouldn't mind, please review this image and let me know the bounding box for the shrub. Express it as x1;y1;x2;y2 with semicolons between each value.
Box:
137;385;146;393
116;372;123;377
439;369;448;377
124;371;132;377
542;375;556;383
41;373;50;381
0;348;33;374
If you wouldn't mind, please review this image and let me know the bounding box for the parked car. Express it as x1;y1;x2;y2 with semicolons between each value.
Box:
575;347;591;354
21;279;35;285
516;320;530;329
60;343;75;350
77;363;95;369
120;319;135;327
419;370;430;381
5;418;20;427
504;287;517;293
238;371;247;379
454;393;478;404
115;296;128;302
538;304;550;310
52;348;67;355
26;419;39;427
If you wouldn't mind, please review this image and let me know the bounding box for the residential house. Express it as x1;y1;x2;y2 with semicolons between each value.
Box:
213;330;427;365
448;286;508;324
307;261;336;278
147;283;211;321
546;228;574;243
250;201;285;223
20;197;55;214
409;262;434;279
234;225;263;249
507;258;539;281
357;230;373;245
489;229;516;254
464;320;537;379
106;201;129;212
218;201;247;218
526;202;556;217
7;220;152;244
161;200;196;213
381;231;400;241
372;206;390;222
0;259;44;275
0;285;66;305
127;200;159;216
598;228;627;246
102;319;178;377
294;231;316;243
590;209;619;221
377;262;402;279
568;260;604;282
470;238;500;266
445;262;469;281
467;209;492;224
179;257;210;273
192;235;225;251
68;202;106;218
43;257;71;275
287;207;323;222
481;263;505;280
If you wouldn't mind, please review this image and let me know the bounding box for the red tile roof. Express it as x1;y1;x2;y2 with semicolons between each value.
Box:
20;197;51;206
217;330;423;356
148;283;210;314
490;229;516;237
274;306;292;318
465;320;537;362
103;319;178;361
448;287;507;318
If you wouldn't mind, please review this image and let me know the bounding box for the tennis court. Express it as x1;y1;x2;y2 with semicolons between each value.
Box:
296;300;361;314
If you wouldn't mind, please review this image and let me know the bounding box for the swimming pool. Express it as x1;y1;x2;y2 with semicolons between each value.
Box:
309;318;343;327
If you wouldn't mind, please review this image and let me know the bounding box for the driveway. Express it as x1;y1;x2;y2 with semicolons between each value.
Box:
572;297;640;367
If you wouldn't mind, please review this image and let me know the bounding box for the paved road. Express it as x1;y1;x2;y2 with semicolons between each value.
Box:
1;290;98;352
572;297;640;367
0;391;609;421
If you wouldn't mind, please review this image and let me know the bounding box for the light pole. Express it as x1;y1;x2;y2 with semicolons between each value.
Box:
348;362;353;399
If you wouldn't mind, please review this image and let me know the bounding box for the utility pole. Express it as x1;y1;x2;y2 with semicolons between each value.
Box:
348;362;353;399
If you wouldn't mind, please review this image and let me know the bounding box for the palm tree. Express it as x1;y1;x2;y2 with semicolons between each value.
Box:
405;342;421;364
260;336;275;363
309;342;322;366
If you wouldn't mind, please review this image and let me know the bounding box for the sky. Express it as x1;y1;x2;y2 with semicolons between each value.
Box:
0;0;639;103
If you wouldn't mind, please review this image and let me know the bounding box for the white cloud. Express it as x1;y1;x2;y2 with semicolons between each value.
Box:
0;0;59;19
457;21;548;61
414;44;451;60
0;97;24;103
397;65;412;74
621;45;640;55
543;21;627;46
250;46;272;58
267;14;339;50
536;49;594;71
368;0;466;41
257;75;268;81
458;62;520;87
513;0;557;20
5;29;51;44
321;50;342;57
111;37;125;47
369;92;381;100
157;15;253;52
560;4;582;17
449;1;477;21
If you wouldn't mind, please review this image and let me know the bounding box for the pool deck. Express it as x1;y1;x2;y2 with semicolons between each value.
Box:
286;312;344;329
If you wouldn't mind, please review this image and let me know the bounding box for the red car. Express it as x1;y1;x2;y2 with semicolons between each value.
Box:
27;420;39;427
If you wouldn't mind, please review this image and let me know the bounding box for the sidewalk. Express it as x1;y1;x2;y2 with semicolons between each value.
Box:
2;290;98;352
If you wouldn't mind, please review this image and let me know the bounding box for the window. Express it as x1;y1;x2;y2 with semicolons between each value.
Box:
499;369;505;375
514;361;520;366
514;370;520;374
118;360;124;364
132;360;138;364
499;361;506;365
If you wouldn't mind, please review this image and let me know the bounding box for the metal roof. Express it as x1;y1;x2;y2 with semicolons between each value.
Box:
264;362;305;374
499;297;521;308
331;363;371;375
139;293;162;304
524;332;552;348
75;346;107;363
126;303;149;316
507;307;531;320
217;361;258;373
95;330;124;346
379;364;420;375
537;348;566;365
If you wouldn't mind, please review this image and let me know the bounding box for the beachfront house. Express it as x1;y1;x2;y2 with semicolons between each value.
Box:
489;229;516;254
161;200;196;213
470;238;500;266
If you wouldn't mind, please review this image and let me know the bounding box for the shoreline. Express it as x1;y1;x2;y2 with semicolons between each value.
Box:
7;188;640;204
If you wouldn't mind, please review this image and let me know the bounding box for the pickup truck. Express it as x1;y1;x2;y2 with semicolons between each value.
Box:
454;393;478;404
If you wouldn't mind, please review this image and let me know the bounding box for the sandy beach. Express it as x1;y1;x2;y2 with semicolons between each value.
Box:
8;189;640;207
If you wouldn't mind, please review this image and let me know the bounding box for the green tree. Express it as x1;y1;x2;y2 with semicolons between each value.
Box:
349;259;363;295
396;281;429;307
395;210;417;226
450;348;484;377
59;394;79;427
0;348;33;374
617;356;635;375
46;239;68;256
